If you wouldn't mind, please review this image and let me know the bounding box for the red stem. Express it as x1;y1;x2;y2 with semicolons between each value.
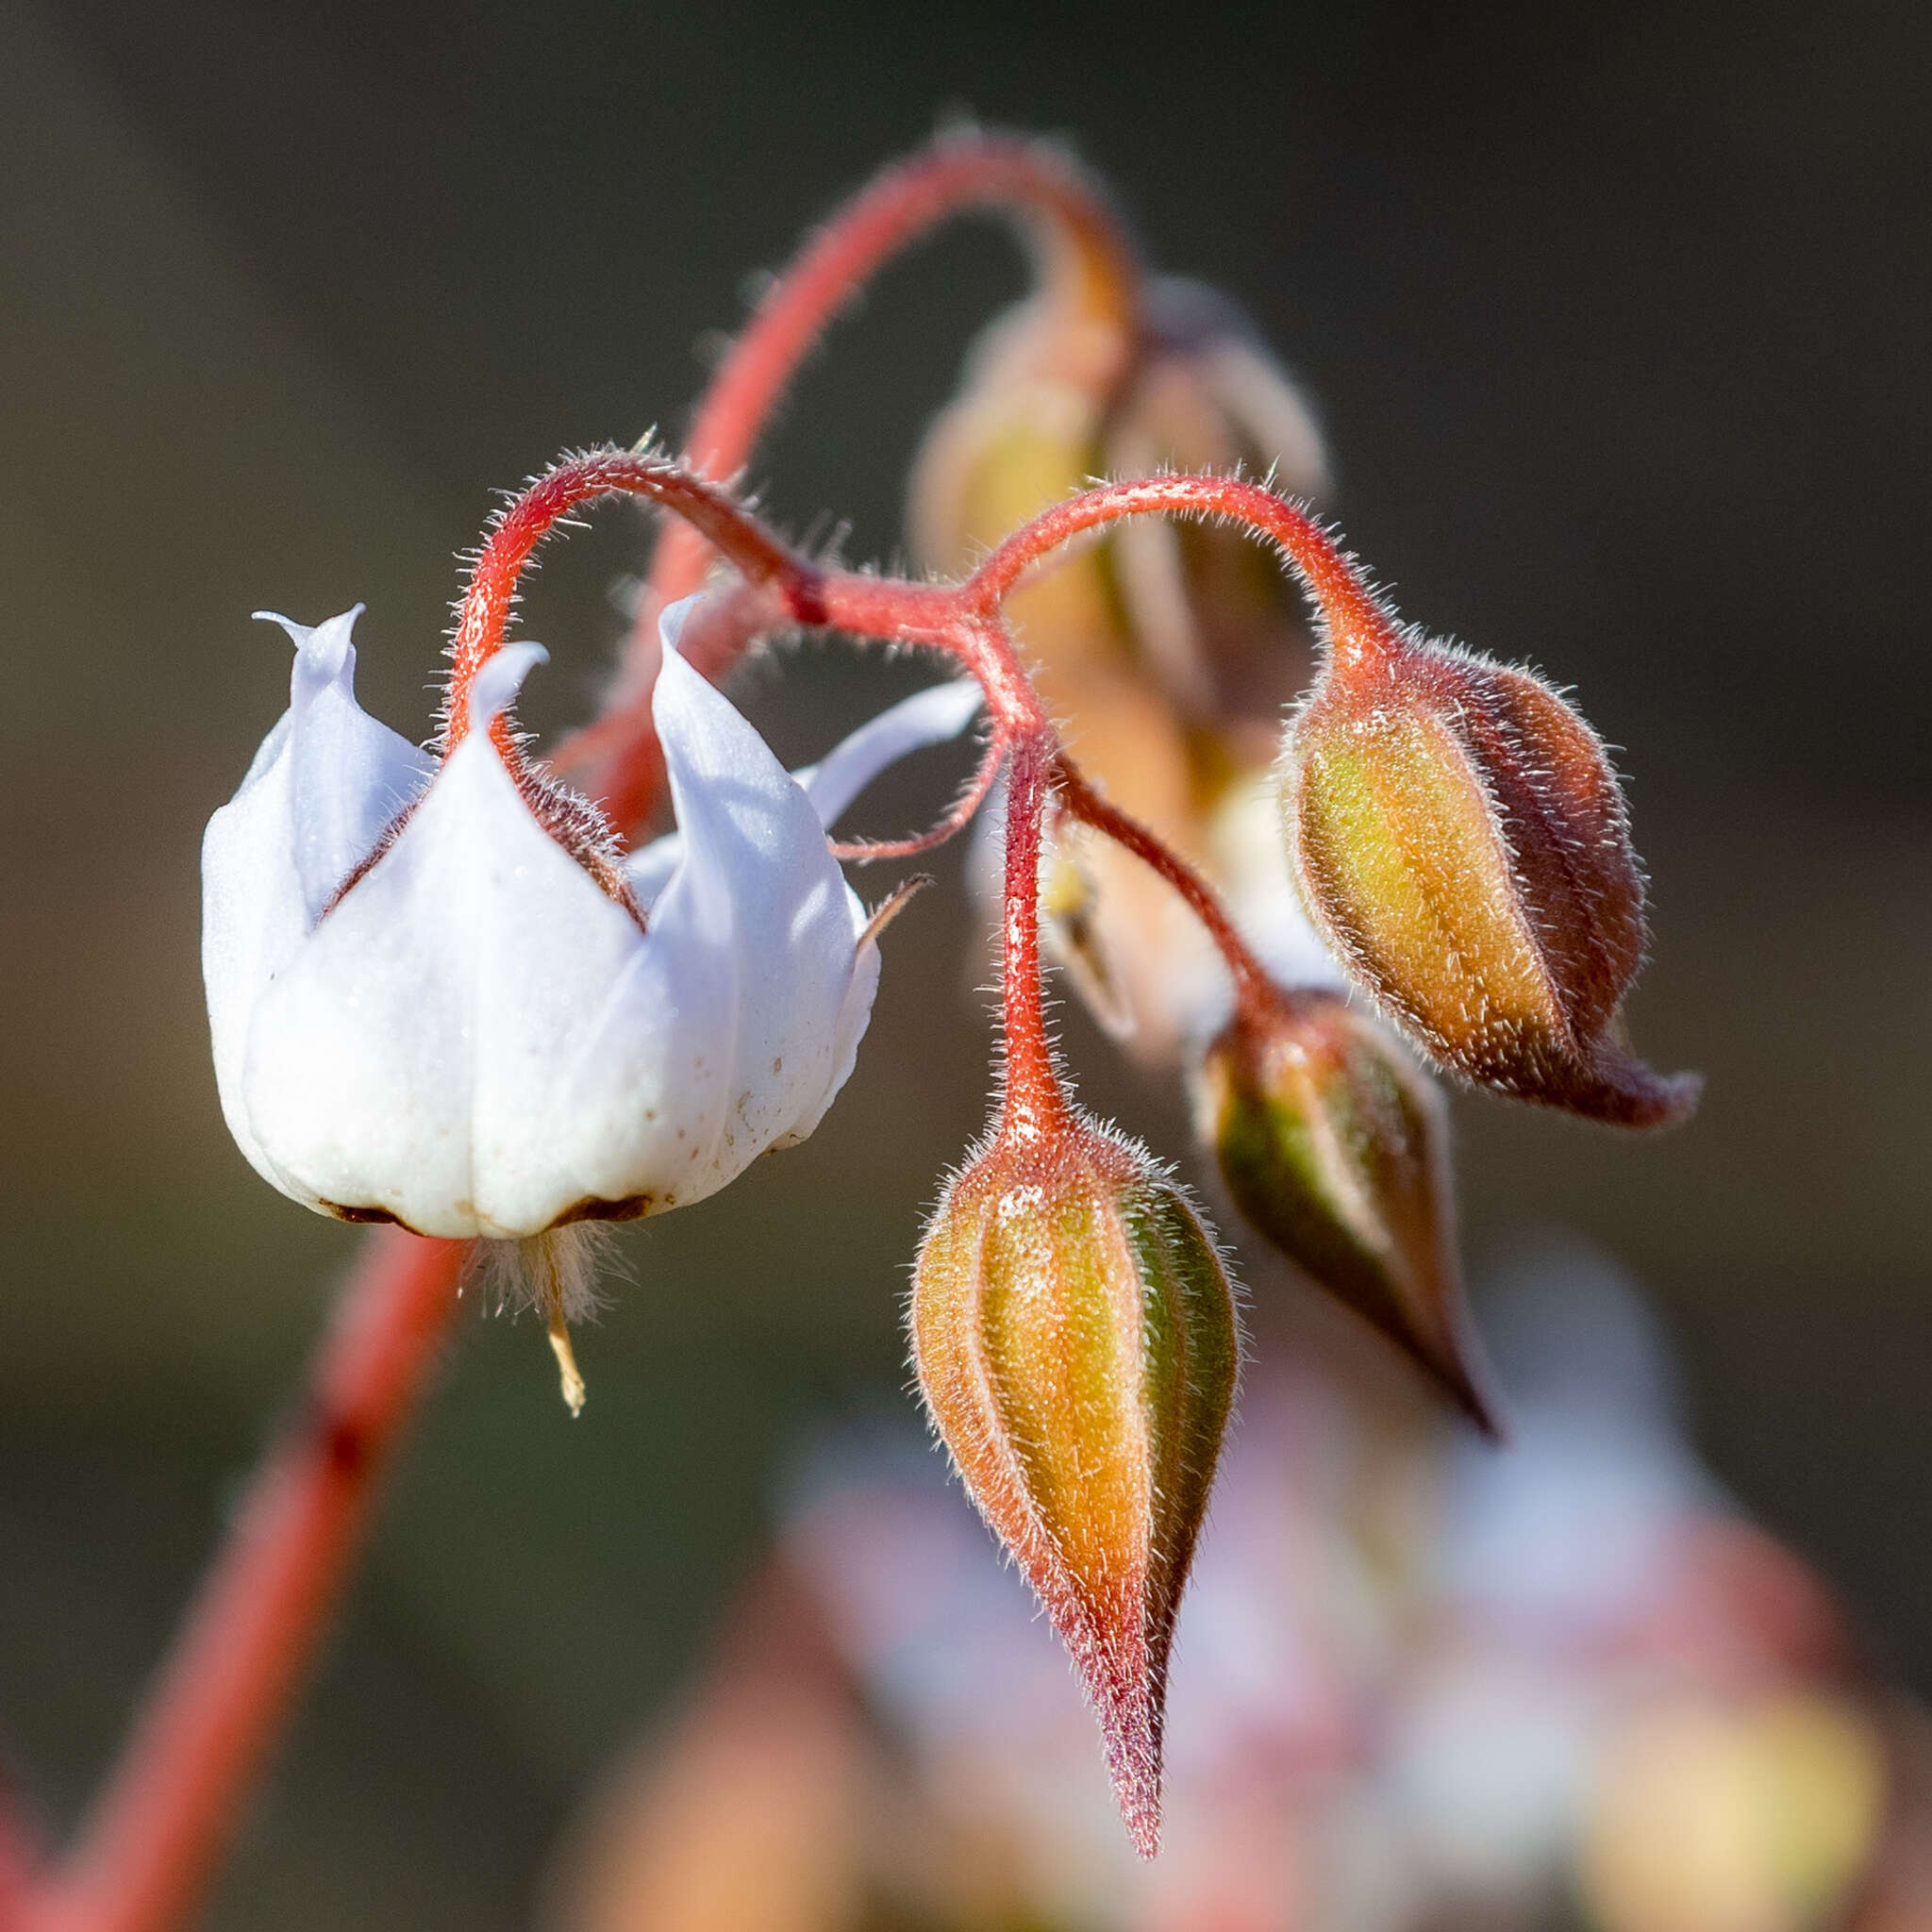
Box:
21;1233;465;1932
966;473;1400;672
996;733;1069;1142
561;136;1136;840
647;133;1137;611
1053;759;1275;1010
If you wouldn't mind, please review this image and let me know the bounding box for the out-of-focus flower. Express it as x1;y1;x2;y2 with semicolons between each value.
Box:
550;1243;1928;1932
916;275;1338;1063
912;1109;1240;1856
1280;631;1699;1126
1580;1692;1886;1932
912;275;1327;726
203;603;979;1243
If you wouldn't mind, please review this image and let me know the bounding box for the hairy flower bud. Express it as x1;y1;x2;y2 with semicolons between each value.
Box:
910;1113;1240;1856
1280;636;1700;1126
1192;992;1496;1433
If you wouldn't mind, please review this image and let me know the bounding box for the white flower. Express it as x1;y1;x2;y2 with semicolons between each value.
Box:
203;600;979;1243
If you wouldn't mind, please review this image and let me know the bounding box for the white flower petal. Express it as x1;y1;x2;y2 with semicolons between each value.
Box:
467;639;549;734
636;645;872;1176
213;590;956;1239
622;675;984;899
202;608;430;1191
239;722;652;1234
793;677;984;829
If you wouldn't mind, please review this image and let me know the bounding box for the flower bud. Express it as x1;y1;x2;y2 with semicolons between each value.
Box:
1192;992;1497;1433
1280;637;1700;1127
910;1113;1239;1856
910;276;1327;723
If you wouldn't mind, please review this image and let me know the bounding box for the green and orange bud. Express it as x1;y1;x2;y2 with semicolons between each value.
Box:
1192;990;1497;1434
910;1111;1239;1856
1279;634;1700;1127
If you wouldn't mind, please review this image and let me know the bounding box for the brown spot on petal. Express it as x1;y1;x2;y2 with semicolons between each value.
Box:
551;1193;654;1226
321;1200;405;1228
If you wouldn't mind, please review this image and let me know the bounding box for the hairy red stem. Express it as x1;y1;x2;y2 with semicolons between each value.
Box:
967;473;1399;671
21;1233;465;1932
997;733;1070;1141
1053;759;1275;1010
649;133;1137;611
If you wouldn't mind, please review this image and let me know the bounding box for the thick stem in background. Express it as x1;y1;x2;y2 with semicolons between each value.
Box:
21;1233;466;1932
648;133;1138;614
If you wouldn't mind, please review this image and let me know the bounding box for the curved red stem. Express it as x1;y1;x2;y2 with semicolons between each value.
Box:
646;133;1137;612
443;449;805;758
831;723;1008;863
966;473;1400;672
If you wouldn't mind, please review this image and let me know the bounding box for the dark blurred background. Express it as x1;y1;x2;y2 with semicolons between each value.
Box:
1;2;1926;1924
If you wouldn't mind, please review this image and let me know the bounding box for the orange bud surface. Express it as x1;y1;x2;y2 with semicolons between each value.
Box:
910;1114;1239;1855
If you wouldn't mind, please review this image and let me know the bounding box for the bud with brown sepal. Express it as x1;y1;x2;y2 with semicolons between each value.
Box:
1280;628;1700;1127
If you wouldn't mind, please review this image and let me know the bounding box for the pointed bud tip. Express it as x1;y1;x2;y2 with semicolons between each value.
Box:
1097;1676;1165;1857
1585;1053;1704;1130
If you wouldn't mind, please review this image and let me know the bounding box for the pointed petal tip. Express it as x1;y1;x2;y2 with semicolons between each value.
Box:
255;605;366;687
796;675;986;830
467;641;549;735
658;592;703;657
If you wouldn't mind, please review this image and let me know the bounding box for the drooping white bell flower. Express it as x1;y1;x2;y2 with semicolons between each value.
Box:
203;600;981;1255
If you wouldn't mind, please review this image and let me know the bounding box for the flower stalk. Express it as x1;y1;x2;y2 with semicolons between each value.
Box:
17;129;1700;1928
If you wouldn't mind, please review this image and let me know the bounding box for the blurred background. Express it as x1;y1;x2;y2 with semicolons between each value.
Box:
1;1;1927;1924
